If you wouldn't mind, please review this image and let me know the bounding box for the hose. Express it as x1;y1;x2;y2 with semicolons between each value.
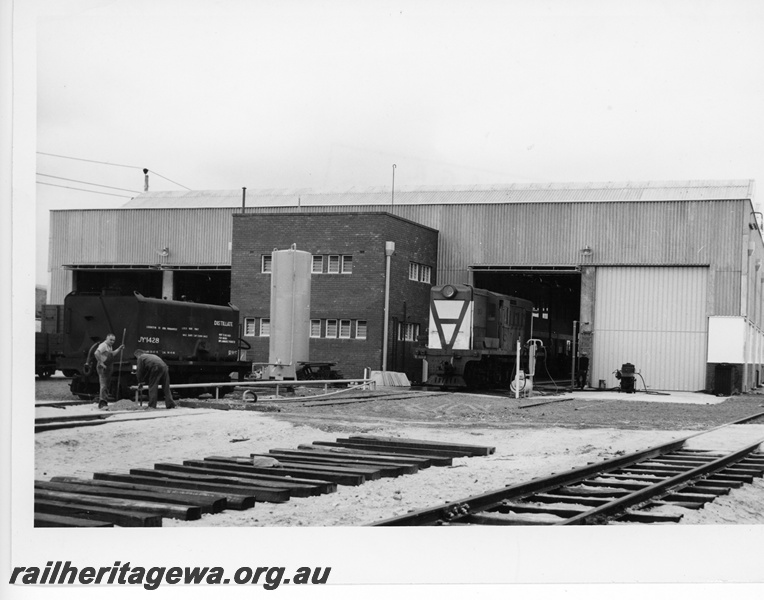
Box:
637;372;670;396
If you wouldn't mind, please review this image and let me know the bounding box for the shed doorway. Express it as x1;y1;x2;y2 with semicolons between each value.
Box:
471;267;581;381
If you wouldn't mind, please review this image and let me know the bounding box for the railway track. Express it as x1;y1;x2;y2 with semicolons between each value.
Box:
371;412;764;526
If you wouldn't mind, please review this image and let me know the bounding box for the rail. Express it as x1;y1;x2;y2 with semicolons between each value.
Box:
130;378;376;401
370;411;764;526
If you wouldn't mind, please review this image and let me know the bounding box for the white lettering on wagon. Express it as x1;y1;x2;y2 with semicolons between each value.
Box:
214;320;233;327
138;336;160;344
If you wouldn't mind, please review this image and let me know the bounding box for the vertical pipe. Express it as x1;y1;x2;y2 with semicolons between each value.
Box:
382;254;392;371
143;169;149;192
241;187;247;214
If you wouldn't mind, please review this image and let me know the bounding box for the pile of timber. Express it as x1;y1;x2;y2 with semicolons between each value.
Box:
34;435;495;528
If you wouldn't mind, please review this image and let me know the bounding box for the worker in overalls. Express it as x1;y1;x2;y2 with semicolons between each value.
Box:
134;349;177;409
95;333;124;409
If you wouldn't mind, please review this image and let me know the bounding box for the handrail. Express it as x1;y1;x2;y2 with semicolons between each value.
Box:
130;378;376;401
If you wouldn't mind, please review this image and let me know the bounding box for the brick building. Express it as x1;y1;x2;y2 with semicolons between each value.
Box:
231;212;438;381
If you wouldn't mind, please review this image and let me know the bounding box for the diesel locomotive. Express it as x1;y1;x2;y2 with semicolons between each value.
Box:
58;292;251;400
419;284;534;389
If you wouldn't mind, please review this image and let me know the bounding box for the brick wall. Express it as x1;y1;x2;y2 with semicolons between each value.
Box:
231;213;438;381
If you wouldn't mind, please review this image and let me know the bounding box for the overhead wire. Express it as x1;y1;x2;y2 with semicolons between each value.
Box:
37;151;192;190
36;173;141;194
36;181;134;198
147;171;192;190
36;151;142;169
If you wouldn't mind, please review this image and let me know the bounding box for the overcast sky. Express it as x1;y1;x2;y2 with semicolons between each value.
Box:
29;0;764;286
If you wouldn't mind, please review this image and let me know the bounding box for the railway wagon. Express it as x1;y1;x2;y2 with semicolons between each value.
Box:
58;292;251;400
420;284;534;388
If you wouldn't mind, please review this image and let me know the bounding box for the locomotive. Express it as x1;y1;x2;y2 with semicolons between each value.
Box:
419;284;534;389
58;292;251;400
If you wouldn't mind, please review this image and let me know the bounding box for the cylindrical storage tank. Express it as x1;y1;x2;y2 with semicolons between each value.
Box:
267;246;312;379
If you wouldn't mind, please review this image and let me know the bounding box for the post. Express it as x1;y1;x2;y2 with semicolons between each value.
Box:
391;164;396;205
382;241;395;371
515;338;521;400
571;320;578;390
241;187;247;214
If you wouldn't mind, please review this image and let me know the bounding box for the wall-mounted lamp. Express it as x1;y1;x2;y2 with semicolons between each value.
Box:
750;212;763;230
156;247;170;258
580;246;593;257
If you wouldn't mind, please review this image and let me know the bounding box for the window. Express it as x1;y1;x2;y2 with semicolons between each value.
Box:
408;262;419;281
244;318;256;337
261;255;272;273
325;319;338;338
399;322;420;342
339;319;352;338
328;255;340;273
259;318;271;337
409;261;432;283
310;319;321;338
312;255;323;273
356;320;367;340
312;254;352;274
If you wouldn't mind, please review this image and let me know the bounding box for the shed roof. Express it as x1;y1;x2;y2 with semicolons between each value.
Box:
121;179;755;209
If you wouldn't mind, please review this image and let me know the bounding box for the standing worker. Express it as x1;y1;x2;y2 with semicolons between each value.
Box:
576;351;590;390
134;350;177;409
95;333;125;409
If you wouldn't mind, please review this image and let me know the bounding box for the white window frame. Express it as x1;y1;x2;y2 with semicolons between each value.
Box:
244;317;256;337
310;319;322;338
341;255;353;274
420;265;431;284
328;255;340;274
399;322;419;342
259;318;271;337
409;262;419;281
311;255;323;274
261;255;272;274
355;320;367;340
325;319;338;338
339;319;352;338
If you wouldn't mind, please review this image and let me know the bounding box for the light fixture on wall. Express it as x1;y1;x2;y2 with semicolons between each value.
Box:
580;246;593;258
156;247;170;258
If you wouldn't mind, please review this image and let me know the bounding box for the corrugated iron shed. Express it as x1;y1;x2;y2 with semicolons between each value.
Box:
121;180;756;209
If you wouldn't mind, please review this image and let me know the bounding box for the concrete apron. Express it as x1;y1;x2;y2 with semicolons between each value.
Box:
565;390;732;405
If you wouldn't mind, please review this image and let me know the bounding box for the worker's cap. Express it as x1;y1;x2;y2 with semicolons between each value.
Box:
134;349;146;357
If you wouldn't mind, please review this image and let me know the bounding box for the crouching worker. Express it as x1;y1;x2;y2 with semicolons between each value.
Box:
134;350;177;409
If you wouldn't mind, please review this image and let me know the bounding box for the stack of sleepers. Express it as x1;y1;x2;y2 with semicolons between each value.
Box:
34;435;495;527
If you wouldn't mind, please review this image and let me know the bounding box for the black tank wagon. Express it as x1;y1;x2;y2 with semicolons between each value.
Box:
58;292;250;400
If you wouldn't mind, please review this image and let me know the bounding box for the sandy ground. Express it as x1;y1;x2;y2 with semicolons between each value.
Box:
34;379;764;527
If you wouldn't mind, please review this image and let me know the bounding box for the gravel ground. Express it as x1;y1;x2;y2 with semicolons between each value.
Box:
33;377;764;527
